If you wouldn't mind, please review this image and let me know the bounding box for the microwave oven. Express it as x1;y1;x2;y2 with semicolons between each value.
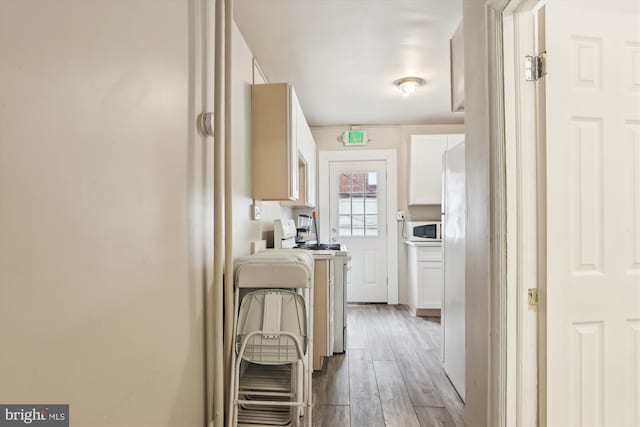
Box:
405;221;441;241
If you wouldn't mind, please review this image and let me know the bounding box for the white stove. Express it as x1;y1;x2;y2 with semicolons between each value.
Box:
274;219;350;353
273;219;298;248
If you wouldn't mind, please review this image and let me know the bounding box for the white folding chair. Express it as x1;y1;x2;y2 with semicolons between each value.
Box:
231;289;309;427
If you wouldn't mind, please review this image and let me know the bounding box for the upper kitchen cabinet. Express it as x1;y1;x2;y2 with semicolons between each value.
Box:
305;125;317;208
408;134;464;205
252;83;299;201
281;88;317;207
298;122;317;208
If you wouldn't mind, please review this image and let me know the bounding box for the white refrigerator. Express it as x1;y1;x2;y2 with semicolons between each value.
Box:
441;141;466;401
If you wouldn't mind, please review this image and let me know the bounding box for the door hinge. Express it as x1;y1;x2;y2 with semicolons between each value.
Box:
524;52;546;81
527;288;538;311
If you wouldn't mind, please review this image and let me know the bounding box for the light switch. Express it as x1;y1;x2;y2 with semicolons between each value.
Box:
251;203;261;221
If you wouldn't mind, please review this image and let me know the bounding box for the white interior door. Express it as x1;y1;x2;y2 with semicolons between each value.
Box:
543;3;640;426
329;160;387;302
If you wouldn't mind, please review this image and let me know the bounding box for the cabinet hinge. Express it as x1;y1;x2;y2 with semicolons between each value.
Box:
527;288;538;311
524;52;546;81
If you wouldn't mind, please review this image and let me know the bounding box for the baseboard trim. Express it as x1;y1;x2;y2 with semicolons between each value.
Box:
416;308;441;317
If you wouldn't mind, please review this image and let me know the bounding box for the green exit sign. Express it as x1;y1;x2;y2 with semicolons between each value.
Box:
343;130;368;146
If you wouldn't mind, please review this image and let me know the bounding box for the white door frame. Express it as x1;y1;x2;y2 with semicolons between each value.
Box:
480;2;511;426
319;149;398;304
502;1;545;426
471;1;557;425
474;1;522;426
488;1;547;426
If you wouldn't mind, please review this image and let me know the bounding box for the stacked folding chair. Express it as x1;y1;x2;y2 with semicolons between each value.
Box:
230;250;314;427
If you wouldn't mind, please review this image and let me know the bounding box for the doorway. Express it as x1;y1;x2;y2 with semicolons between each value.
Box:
329;160;388;302
318;149;399;304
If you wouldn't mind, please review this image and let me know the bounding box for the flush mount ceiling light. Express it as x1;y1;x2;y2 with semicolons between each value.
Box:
394;77;426;97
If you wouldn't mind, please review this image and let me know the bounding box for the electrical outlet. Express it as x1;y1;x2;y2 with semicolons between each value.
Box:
396;211;405;221
251;204;261;221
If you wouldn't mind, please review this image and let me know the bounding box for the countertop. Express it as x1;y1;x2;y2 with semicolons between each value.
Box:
294;243;349;258
404;240;442;247
307;250;336;260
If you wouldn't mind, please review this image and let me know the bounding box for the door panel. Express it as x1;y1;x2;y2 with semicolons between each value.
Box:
544;4;640;425
329;161;387;302
417;261;442;309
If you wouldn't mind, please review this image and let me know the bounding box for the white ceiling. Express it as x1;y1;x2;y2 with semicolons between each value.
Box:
234;0;464;127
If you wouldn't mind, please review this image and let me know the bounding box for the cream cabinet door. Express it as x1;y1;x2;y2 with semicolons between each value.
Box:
306;126;317;208
417;261;442;309
288;86;300;200
286;95;315;207
251;83;299;201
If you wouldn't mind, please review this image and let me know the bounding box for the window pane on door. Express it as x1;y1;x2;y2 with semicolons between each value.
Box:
351;173;365;193
352;196;364;214
339;215;351;236
336;171;379;237
339;195;351;214
365;215;378;236
339;174;351;192
352;215;365;235
365;197;377;214
367;172;377;188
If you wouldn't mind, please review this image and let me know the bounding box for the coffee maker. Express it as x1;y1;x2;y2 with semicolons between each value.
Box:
295;214;313;243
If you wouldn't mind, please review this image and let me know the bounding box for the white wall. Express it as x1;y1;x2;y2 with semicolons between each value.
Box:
0;2;211;426
231;24;292;257
0;11;299;424
463;1;491;425
311;124;464;303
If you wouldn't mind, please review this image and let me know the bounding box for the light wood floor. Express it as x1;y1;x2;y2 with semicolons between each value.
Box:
311;304;464;427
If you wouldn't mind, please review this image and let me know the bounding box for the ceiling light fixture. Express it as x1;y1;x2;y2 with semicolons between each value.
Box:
394;77;426;97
